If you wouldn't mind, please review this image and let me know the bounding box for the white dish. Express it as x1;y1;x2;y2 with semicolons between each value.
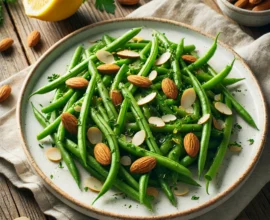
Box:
17;18;267;219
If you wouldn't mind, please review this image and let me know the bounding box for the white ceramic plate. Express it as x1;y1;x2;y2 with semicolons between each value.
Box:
17;18;267;220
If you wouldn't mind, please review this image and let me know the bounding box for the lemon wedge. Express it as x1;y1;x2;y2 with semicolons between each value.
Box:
23;0;83;22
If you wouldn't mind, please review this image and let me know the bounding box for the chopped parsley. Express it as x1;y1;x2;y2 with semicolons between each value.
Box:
191;195;200;200
84;187;88;192
234;123;242;130
95;0;116;14
248;139;254;145
58;162;64;169
50;175;53;179
229;141;241;147
38;144;44;149
47;73;60;82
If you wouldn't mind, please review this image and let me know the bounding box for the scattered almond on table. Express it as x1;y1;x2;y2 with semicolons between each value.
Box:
0;85;12;102
27;30;41;47
229;0;270;11
0;38;14;52
117;0;140;6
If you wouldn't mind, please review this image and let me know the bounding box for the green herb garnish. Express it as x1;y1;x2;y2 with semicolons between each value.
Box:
248;139;254;145
47;74;60;82
191;195;199;200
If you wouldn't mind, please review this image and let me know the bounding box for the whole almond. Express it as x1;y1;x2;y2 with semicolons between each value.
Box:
183;133;200;157
61;112;78;134
234;0;248;8
0;85;12;102
0;38;14;52
110;90;123;106
97;64;120;74
127;75;152;88
66;77;89;89
27;30;41;47
161;78;178;100
253;0;270;11
117;0;140;5
182;55;197;63
249;0;261;5
130;156;157;174
94;143;111;165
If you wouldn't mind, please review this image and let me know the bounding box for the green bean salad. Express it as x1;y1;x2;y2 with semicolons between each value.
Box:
30;27;257;209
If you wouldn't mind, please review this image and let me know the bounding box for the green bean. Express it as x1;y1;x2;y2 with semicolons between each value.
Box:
142;104;151;119
155;93;173;115
31;28;142;96
119;166;139;190
118;138;195;180
175;38;184;61
155;30;173;52
102;34;113;45
154;67;171;75
78;60;98;165
193;99;201;120
48;89;63;121
115;59;133;66
208;66;258;129
88;41;106;53
97;99;110;123
172;59;182;89
172;106;188;118
140;42;151;61
168;136;185;161
187;33;219;71
159;176;176;206
180;155;197;167
125;42;148;49
114;98;130;136
205;97;233;193
31;104;81;187
37;97;84;140
90;108;120;204
160;135;173;155
111;64;129;92
185;68;212;177
139;174;150;204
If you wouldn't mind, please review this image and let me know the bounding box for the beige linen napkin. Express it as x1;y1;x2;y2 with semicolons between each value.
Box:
0;0;270;219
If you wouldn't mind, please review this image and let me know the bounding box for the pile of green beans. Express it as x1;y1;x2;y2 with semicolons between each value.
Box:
30;27;257;209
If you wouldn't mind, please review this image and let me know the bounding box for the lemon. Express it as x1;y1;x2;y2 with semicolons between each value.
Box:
23;0;83;22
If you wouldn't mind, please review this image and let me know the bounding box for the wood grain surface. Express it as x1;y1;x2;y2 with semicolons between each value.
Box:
0;0;269;220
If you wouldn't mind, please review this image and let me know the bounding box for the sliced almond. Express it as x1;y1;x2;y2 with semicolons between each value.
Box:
161;114;177;123
173;183;189;196
185;106;194;114
120;156;132;166
215;102;232;115
125;136;132;143
181;88;196;109
133;36;144;42
66;77;89;89
213;118;225;130
198;114;211;125
148;70;158;81
97;64;120;74
85;176;103;192
74;105;82;112
146;187;159;198
117;50;140;59
148;117;165;127
87;127;103;144
137;92;157;106
46;147;62;162
214;94;222;102
182;55;197;63
127;75;152;88
132;130;146;146
96;50;115;64
154;52;171;65
229;145;242;152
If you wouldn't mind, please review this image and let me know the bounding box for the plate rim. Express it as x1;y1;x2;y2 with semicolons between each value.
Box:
16;17;268;219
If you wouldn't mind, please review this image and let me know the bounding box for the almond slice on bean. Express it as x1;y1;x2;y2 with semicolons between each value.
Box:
46;147;62;162
84;177;103;192
198;114;211;125
213;118;225;130
214;94;222;102
173;183;189;196
146;187;159;198
229;145;242;152
87;127;103;144
74;105;82;112
132;130;146;146
117;50;140;59
137;92;157;106
120;156;132;166
161;114;177;123
96;50;115;64
185;106;194;114
148;117;165;127
133;36;144;42
181;88;196;109
148;70;158;81
154;52;171;65
214;102;232;115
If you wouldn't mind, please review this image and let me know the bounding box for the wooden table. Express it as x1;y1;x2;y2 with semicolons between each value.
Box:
0;0;269;219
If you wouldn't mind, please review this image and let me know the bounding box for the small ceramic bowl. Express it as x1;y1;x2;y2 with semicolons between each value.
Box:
217;0;270;27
